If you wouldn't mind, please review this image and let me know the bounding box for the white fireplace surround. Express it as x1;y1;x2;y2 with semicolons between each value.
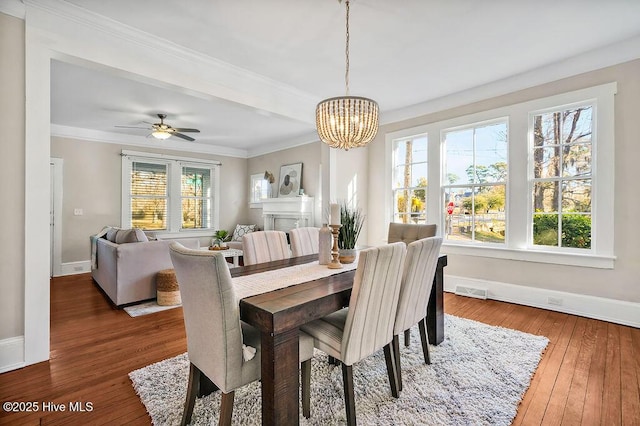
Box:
262;197;315;233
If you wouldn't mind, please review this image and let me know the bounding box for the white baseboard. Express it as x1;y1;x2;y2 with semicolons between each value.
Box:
445;275;640;328
58;260;91;276
0;336;25;373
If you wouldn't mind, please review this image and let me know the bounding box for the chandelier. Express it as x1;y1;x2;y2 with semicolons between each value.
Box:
315;0;379;150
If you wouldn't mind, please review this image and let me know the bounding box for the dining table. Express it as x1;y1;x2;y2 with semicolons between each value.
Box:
207;252;447;425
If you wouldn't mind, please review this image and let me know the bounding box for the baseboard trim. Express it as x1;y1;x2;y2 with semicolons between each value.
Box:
0;336;25;373
58;260;91;276
445;275;640;328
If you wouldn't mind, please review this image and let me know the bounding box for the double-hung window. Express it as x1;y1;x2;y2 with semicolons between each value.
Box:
442;119;508;244
391;135;428;224
122;151;220;234
531;104;593;249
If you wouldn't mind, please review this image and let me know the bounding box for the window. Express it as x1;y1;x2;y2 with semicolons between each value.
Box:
391;135;428;224
181;166;212;229
122;151;220;234
130;162;168;230
385;83;615;268
443;120;508;244
531;105;592;249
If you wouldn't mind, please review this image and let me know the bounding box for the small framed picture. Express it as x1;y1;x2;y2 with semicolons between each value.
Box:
278;163;302;198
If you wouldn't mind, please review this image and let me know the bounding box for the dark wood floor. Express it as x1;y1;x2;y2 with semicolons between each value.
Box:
1;273;638;425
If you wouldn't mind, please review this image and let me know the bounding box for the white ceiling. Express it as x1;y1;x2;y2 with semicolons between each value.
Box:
44;0;640;157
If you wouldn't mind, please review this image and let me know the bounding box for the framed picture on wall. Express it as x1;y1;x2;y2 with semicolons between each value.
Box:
278;163;302;198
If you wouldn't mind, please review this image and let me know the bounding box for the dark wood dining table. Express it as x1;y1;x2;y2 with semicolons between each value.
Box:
228;253;447;425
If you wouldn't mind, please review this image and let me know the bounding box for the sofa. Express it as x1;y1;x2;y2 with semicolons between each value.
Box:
91;229;199;306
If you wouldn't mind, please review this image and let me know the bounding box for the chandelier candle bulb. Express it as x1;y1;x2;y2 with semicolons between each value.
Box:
330;203;341;226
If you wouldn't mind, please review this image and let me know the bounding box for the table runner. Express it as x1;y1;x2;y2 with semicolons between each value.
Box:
233;258;358;301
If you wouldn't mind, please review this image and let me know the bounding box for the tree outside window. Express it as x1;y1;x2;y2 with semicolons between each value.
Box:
392;135;428;224
532;105;592;249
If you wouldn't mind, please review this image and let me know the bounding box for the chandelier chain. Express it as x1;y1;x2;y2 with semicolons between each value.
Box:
345;0;350;95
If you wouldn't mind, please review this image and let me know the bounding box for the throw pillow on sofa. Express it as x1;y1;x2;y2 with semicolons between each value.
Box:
104;227;148;244
232;224;257;242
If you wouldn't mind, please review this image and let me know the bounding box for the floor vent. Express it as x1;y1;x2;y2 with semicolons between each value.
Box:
455;285;488;300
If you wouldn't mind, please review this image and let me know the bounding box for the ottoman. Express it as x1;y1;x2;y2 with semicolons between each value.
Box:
156;269;181;306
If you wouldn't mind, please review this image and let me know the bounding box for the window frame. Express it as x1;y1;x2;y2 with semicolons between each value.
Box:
385;83;616;268
391;134;429;224
441;117;509;246
121;150;221;237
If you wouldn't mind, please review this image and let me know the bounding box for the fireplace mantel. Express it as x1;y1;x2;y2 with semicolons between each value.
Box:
261;197;315;233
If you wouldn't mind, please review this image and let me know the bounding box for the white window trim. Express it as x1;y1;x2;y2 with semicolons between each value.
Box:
121;150;221;237
385;83;616;269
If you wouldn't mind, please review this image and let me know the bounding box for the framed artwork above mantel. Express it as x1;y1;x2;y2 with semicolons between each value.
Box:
278;163;302;198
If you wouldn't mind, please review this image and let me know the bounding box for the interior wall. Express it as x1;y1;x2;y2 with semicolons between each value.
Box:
0;12;25;340
50;137;248;263
367;59;640;303
333;147;370;247
246;142;322;229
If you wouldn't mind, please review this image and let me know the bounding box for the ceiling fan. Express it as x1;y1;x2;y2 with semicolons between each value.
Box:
116;113;200;141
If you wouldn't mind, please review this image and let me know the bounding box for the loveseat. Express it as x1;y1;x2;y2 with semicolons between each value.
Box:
91;230;199;306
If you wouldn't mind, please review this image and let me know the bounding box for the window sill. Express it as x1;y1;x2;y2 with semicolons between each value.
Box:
154;229;215;239
441;243;616;269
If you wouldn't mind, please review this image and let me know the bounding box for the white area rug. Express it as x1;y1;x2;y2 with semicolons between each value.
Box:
129;315;548;425
124;301;180;317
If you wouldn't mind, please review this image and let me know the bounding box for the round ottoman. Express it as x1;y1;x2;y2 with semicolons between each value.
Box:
156;269;181;306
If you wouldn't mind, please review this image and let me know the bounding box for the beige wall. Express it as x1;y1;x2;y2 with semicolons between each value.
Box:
367;59;640;303
0;13;25;339
50;137;248;262
246;142;322;228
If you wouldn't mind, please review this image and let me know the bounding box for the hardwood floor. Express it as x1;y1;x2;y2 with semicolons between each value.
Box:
1;274;638;425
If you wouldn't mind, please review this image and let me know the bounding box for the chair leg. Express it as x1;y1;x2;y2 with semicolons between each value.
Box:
404;329;411;347
393;334;403;392
418;317;431;365
301;359;311;418
341;363;357;426
383;343;400;398
181;363;201;426
219;391;235;426
328;355;340;366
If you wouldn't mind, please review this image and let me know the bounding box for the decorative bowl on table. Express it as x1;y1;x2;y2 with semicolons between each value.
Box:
209;246;229;251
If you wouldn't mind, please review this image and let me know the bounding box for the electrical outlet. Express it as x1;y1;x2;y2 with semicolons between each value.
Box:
547;296;563;306
73;208;83;216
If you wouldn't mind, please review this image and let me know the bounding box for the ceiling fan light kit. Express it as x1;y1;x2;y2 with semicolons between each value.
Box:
116;113;200;142
316;0;379;151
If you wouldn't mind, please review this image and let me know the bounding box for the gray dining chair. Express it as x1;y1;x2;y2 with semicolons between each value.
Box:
392;236;442;391
242;230;291;266
289;227;320;257
387;222;437;346
301;242;407;426
169;243;314;425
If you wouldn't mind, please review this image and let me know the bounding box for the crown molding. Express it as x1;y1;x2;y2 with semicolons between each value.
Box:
0;0;25;19
51;124;249;158
246;132;320;158
23;0;318;124
381;35;640;126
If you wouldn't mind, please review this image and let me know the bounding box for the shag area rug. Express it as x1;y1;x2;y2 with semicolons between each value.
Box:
129;314;548;425
124;301;181;317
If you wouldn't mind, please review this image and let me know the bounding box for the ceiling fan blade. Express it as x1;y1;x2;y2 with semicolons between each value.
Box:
172;132;196;142
173;128;200;133
115;125;151;129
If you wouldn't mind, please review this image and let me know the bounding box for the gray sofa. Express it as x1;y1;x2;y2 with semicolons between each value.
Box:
91;236;199;306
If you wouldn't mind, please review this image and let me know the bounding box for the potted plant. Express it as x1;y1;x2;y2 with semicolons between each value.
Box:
212;229;231;249
338;202;365;264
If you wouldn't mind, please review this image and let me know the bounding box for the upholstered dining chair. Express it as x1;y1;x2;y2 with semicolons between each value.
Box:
387;222;437;245
289;227;320;257
301;242;407;426
169;243;314;425
241;230;290;266
392;236;443;391
387;222;437;346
